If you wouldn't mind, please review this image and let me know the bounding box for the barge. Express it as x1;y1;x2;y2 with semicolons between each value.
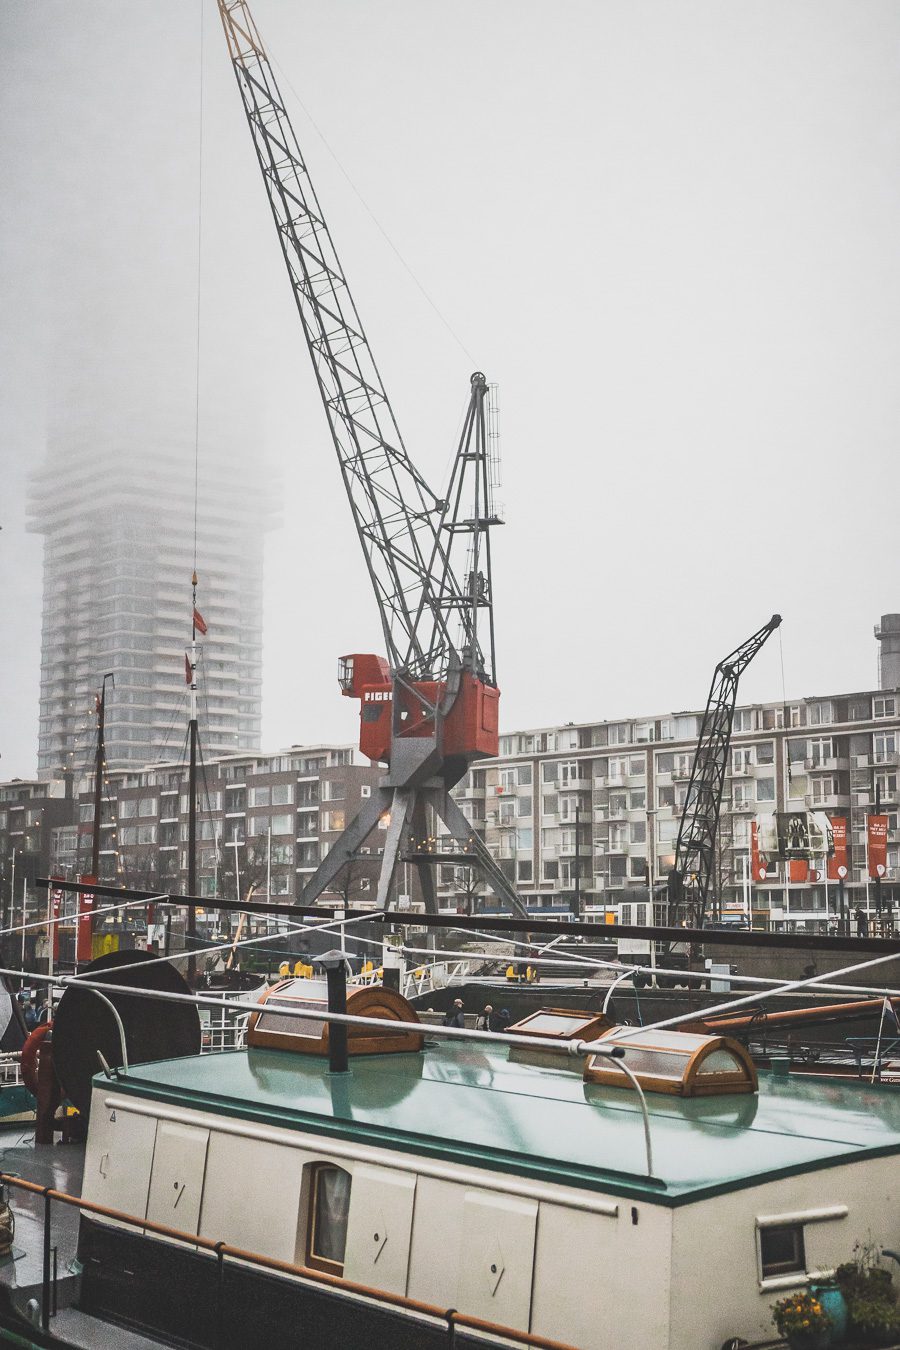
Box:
60;993;900;1349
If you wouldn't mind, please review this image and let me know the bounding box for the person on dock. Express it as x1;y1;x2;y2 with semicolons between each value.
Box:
856;907;869;938
475;1004;494;1031
443;998;465;1029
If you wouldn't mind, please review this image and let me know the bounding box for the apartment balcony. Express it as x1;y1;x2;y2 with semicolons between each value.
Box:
673;764;693;780
729;765;753;777
595;773;627;789
804;756;850;773
560;777;591;793
807;793;851;811
732;800;755;813
855;751;900;769
593;807;607;824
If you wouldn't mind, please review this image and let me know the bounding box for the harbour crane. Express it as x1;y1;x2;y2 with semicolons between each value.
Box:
668;614;782;929
215;1;528;918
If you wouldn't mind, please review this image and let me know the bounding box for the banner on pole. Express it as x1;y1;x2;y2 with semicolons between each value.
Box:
50;878;64;963
868;815;889;879
77;875;96;962
826;816;848;881
750;820;768;882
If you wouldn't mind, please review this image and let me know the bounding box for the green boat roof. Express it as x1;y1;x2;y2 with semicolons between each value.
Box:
100;1044;900;1207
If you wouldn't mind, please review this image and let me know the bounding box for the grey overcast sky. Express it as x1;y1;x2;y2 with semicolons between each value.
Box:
2;0;899;779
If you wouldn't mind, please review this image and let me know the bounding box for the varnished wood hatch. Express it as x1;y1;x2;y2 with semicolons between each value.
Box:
247;979;424;1057
506;1008;612;1070
583;1026;758;1097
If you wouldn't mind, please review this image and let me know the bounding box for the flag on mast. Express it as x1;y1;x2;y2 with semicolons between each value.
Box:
193;607;208;636
184;653;192;685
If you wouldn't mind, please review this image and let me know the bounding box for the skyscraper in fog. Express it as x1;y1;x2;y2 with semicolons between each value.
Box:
28;435;271;778
18;2;276;779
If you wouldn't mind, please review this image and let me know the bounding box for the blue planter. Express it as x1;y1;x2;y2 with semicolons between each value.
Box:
810;1283;849;1346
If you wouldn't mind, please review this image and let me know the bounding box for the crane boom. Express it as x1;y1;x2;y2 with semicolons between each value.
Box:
216;1;526;919
216;1;480;685
669;614;782;927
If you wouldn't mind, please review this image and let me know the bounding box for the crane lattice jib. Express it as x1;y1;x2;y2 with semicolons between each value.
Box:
674;614;782;921
216;1;481;684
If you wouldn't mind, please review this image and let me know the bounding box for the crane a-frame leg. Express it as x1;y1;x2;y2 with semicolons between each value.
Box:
297;780;529;920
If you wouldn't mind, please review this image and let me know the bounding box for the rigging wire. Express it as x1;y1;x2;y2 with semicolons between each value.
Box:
193;0;205;574
254;15;478;370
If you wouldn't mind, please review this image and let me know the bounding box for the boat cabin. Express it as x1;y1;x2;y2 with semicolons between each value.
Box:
77;1013;900;1349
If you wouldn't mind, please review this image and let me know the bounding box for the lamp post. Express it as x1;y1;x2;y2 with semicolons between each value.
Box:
646;807;658;986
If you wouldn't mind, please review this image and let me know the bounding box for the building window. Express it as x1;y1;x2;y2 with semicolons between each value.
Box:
756;778;776;802
875;732;897;763
759;1224;805;1280
306;1164;352;1275
249;786;270;808
875;696;896;720
517;859;533;882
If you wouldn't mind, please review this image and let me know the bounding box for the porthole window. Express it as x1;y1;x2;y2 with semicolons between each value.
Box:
306;1164;352;1275
760;1223;805;1279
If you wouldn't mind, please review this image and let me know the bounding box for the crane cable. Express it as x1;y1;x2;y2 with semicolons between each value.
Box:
193;0;205;576
254;11;478;370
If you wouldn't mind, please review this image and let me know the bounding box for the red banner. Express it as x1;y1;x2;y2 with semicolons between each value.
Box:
50;879;64;963
750;820;768;882
789;859;809;884
77;874;96;962
869;815;889;879
827;816;848;882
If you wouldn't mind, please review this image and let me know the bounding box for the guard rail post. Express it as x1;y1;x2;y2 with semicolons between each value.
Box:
41;1187;52;1330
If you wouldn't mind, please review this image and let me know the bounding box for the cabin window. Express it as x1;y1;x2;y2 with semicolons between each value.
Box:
760;1224;805;1279
306;1164;352;1274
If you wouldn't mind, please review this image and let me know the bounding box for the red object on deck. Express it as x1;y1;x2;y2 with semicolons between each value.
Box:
338;654;499;765
77;875;96;962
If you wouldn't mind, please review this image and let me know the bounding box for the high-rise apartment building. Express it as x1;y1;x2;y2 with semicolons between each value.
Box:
17;3;277;781
28;441;271;778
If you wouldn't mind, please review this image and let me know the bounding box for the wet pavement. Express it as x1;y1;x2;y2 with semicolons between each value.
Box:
0;1127;164;1348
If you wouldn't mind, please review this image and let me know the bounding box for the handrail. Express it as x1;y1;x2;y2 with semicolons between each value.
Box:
0;1172;577;1350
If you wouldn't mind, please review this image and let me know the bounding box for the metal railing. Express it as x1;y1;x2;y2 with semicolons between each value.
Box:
0;1172;578;1350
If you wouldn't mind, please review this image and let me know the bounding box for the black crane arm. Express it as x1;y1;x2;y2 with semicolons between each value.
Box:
670;614;782;927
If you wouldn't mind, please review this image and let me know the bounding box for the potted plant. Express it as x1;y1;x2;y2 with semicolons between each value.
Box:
834;1239;900;1347
772;1291;833;1350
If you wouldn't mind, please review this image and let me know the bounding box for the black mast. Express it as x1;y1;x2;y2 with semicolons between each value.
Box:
90;674;114;879
187;571;200;976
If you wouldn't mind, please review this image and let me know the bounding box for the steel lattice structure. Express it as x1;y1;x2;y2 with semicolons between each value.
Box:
216;1;487;687
216;1;526;918
670;614;781;927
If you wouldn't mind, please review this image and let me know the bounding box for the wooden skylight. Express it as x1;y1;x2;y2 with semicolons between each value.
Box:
247;979;423;1057
583;1026;758;1097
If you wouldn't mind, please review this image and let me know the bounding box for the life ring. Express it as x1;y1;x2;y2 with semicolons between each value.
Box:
21;1024;52;1097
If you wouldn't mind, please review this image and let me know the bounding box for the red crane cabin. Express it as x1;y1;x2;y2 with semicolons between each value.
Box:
339;654;499;765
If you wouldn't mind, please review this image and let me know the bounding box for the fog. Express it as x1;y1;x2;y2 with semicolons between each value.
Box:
2;0;899;779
